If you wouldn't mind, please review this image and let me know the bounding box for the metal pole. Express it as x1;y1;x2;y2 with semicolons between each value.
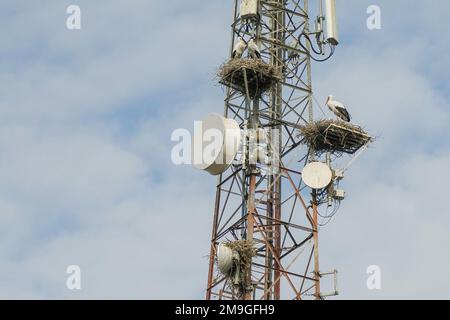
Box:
305;0;320;299
206;184;222;300
244;173;257;300
305;0;314;123
273;0;285;301
312;190;321;299
206;0;239;300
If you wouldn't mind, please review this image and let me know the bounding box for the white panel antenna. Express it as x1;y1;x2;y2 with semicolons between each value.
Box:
240;0;259;19
324;0;339;45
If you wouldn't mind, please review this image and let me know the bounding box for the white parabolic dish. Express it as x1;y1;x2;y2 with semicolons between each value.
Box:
194;113;241;176
302;162;333;189
217;244;233;275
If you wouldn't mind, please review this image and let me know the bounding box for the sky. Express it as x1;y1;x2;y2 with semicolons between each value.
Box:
0;0;449;299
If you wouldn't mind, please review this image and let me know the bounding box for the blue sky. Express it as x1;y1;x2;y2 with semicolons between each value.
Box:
0;0;449;299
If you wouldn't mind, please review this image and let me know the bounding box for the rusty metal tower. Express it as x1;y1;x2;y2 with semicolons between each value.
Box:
204;0;345;300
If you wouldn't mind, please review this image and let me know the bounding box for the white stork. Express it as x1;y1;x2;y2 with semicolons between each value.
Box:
248;38;261;59
232;37;247;59
326;95;351;122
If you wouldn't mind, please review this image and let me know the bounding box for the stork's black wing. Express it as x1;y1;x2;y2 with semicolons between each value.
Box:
336;106;351;122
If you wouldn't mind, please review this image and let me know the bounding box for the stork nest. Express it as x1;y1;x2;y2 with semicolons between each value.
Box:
222;240;256;297
218;58;282;98
298;119;373;155
225;240;256;273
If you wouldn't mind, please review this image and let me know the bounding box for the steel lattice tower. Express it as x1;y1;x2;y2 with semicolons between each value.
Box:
206;0;325;300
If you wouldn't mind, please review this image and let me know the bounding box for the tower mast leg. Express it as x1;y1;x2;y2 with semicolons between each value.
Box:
270;0;285;301
244;173;257;300
312;191;321;300
206;0;240;301
206;181;222;300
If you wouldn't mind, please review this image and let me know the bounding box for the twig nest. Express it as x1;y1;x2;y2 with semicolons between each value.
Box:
217;240;256;296
298;119;373;155
218;58;282;98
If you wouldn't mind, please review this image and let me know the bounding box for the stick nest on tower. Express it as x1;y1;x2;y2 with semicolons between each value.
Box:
225;240;256;274
221;240;256;296
218;59;282;98
298;119;373;155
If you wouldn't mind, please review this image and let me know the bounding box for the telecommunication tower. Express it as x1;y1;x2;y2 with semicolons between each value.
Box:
194;0;372;300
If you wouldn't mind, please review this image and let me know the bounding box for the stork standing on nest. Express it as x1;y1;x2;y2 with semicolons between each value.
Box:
326;95;351;122
248;38;261;59
232;37;247;59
